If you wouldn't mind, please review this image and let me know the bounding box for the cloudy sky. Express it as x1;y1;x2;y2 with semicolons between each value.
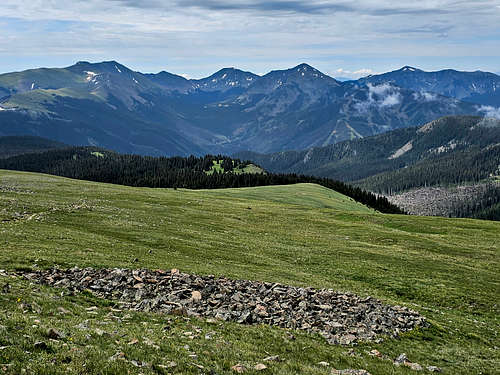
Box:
1;0;499;78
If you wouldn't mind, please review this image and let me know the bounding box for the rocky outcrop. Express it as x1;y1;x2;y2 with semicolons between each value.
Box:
21;267;427;345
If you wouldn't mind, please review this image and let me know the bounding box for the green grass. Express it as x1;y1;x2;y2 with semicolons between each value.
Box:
206;160;265;175
233;163;265;175
0;170;499;374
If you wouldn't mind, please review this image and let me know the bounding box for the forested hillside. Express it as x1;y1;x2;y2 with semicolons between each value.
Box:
236;116;500;185
0;136;67;158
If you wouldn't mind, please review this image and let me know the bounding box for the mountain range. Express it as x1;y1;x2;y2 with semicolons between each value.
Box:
0;61;498;156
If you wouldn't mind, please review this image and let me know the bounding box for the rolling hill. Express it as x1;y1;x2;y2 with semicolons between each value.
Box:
0;61;493;156
0;146;401;214
0;170;498;374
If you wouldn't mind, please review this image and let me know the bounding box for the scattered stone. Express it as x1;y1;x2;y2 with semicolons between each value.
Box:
406;362;423;371
128;338;139;345
94;328;106;336
263;355;281;362
368;349;381;358
143;337;160;349
231;364;246;373
2;284;11;293
130;359;149;367
46;328;63;340
254;363;267;371
163;361;177;368
394;353;408;366
109;351;126;361
318;361;330;367
191;291;202;302
331;370;371;375
57;306;70;314
33;342;49;351
427;366;442;372
22;267;427;345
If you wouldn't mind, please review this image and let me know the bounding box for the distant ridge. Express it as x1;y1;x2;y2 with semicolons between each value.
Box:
0;61;496;156
0;136;67;159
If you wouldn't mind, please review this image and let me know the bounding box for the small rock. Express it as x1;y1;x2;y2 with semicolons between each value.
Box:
94;328;106;336
254;363;267;371
318;361;330;367
368;349;381;357
191;291;202;302
263;355;281;362
331;370;372;375
109;351;126;361
46;328;63;340
76;320;89;330
158;361;177;369
406;362;423;371
130;359;148;367
231;364;246;373
340;334;356;345
57;306;70;314
34;341;49;351
394;353;408;366
427;366;442;373
128;338;139;345
231;363;247;374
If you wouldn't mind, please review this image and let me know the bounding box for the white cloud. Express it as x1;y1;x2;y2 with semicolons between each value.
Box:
334;68;377;79
355;83;402;111
0;1;499;76
412;91;437;101
478;105;500;119
368;82;393;96
380;92;402;106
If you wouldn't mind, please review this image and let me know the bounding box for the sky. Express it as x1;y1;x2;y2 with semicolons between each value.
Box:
1;0;499;79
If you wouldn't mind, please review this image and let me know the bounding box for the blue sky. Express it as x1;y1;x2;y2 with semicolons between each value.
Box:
1;0;499;78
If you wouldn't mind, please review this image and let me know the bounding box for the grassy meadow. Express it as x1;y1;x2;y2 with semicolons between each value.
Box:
0;169;498;374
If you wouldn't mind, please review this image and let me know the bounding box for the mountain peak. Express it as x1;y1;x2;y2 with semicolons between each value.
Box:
398;66;421;73
293;63;315;71
192;67;259;91
69;60;131;75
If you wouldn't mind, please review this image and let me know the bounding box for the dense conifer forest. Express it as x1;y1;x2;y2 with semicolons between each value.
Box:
355;145;500;193
0;147;404;214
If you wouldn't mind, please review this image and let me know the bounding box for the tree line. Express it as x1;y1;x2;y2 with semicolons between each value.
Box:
0;147;404;214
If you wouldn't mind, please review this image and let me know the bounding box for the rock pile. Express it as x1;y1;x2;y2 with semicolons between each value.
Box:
22;267;427;345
